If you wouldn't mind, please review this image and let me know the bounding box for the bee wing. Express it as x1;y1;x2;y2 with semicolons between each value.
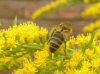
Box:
47;25;57;43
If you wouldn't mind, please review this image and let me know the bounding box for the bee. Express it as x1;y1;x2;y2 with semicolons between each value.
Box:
48;23;72;55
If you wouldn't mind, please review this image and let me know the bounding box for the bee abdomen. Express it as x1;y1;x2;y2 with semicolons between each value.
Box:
50;42;59;52
49;32;64;52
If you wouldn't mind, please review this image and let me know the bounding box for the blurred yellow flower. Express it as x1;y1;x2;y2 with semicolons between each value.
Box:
83;20;100;38
84;20;100;32
82;2;100;17
83;0;90;3
32;0;68;19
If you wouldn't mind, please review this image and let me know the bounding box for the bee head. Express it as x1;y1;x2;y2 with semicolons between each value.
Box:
60;22;72;34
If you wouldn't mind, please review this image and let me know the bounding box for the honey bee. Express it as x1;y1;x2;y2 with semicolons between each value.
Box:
48;23;72;55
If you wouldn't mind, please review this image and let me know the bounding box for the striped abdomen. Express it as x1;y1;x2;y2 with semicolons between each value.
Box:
49;31;64;52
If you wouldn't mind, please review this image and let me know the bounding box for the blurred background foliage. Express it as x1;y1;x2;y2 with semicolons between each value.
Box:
32;0;100;19
31;0;100;37
0;0;99;35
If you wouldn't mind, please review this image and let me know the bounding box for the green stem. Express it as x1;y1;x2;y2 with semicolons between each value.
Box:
82;28;100;53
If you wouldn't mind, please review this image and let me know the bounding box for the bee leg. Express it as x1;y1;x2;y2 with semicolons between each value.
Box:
51;53;54;59
49;52;54;59
64;41;67;56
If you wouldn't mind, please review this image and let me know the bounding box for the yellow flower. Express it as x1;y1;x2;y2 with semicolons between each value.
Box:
76;34;90;46
0;37;5;48
66;50;83;68
95;45;100;55
85;48;94;59
54;70;63;74
0;21;48;48
13;59;37;74
5;37;16;48
92;58;100;69
77;61;91;74
33;46;49;68
0;57;12;70
39;27;48;40
0;19;100;73
0;21;48;71
67;34;93;49
17;31;26;43
56;60;61;66
88;70;97;74
65;69;75;74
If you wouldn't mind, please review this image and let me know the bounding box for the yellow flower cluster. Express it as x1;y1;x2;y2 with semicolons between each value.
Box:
0;57;12;70
0;21;48;49
66;51;83;68
32;0;68;19
84;20;100;32
82;2;100;18
33;47;49;68
13;33;100;74
12;59;37;74
0;21;99;74
67;34;93;49
83;20;100;38
13;46;49;74
0;21;48;71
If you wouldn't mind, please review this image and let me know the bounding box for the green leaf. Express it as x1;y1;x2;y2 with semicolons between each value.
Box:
11;16;17;27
